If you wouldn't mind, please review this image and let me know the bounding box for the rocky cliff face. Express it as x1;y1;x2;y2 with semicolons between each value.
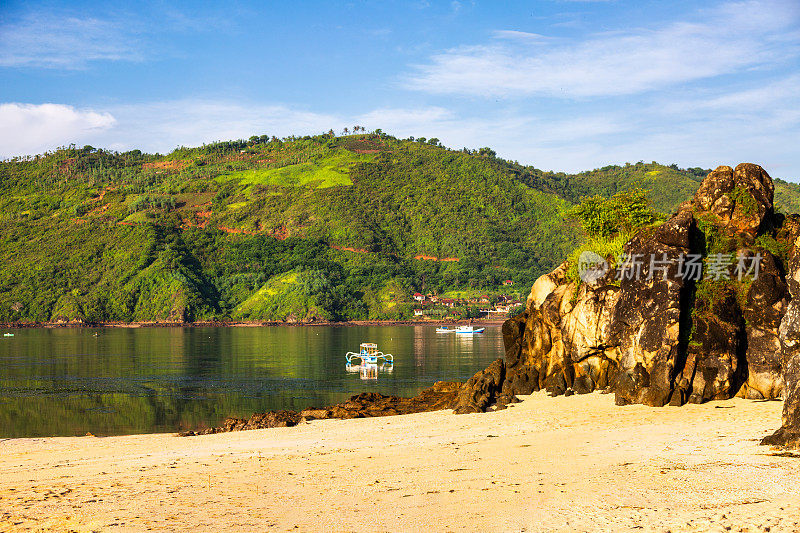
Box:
762;216;800;448
457;164;800;447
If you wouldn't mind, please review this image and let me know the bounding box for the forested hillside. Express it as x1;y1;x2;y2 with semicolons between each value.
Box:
1;131;797;323
527;160;800;215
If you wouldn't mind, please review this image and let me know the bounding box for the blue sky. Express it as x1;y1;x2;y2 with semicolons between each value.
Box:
1;0;799;178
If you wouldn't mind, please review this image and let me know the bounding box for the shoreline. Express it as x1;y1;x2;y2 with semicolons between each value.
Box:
1;392;796;532
0;318;509;329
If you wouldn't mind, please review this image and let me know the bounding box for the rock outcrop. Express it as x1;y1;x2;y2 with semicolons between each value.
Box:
608;207;694;406
762;216;800;448
477;164;800;436
692;163;774;238
740;249;787;399
180;381;464;436
452;359;505;414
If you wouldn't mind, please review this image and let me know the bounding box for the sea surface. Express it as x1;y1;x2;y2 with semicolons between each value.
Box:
0;325;503;437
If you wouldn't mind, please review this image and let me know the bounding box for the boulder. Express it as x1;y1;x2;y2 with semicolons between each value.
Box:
498;274;575;404
453;358;505;414
322;381;465;419
526;261;569;311
739;249;787;400
495;254;622;406
556;266;620;396
683;281;745;404
763;216;800;448
217;410;302;433
498;312;538;405
608;207;694;406
692;163;773;238
538;283;575;396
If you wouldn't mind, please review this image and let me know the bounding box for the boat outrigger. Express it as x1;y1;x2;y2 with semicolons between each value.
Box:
345;342;394;365
454;325;485;334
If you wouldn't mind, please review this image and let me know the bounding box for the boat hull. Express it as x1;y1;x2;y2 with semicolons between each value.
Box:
454;327;485;334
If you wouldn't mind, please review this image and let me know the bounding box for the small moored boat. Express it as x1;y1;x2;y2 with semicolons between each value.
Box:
3;333;14;337
454;325;485;334
435;326;454;333
345;342;393;364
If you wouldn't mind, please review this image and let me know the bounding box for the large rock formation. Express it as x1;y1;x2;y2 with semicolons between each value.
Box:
186;164;800;448
762;216;800;448
608;207;694;406
476;164;800;438
739;249;787;400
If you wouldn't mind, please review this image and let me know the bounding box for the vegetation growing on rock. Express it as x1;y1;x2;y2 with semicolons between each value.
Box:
492;164;792;417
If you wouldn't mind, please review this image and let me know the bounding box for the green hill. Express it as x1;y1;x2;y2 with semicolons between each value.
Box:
232;270;334;322
0;132;797;323
525;160;800;215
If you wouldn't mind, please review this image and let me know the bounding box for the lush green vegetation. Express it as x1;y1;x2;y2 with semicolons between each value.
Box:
568;188;662;239
1;133;797;323
773;178;800;214
516;161;708;213
564;188;662;287
0;134;576;322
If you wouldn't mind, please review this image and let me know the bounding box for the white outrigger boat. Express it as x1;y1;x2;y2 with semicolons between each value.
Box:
345;342;394;365
454;325;485;334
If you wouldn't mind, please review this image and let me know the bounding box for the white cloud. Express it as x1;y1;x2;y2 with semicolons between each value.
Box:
2;91;799;179
104;100;340;153
355;107;455;132
492;30;552;43
353;105;632;168
406;0;800;98
0;100;343;157
0;103;116;156
662;75;800;115
0;13;142;68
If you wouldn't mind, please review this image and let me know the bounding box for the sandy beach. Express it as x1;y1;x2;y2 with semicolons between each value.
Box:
2;392;799;532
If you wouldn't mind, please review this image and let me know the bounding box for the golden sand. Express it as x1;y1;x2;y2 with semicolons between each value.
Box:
1;392;798;532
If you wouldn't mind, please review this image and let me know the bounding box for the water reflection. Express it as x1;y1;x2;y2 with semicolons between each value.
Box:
345;362;395;380
0;325;503;437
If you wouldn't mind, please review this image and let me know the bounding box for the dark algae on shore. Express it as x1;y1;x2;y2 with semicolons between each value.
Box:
180;381;465;435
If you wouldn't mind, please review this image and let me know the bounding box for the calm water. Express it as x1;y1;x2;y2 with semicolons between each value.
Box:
0;325;503;437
